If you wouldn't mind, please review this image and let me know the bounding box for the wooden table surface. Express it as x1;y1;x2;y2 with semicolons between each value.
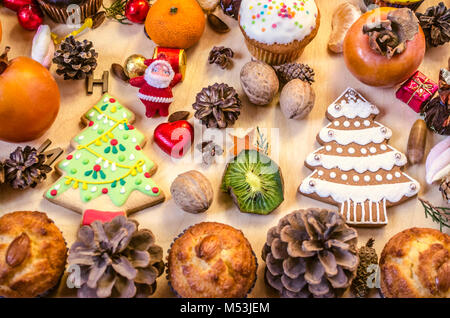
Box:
0;0;448;298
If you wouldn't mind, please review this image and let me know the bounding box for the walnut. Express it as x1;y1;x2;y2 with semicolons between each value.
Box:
170;170;214;214
240;60;279;106
279;79;315;120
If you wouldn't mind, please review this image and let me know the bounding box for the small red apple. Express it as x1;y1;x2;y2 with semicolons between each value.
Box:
154;120;194;158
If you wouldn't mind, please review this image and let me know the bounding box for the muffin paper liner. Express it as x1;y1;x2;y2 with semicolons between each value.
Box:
37;0;103;24
243;39;304;65
166;223;258;298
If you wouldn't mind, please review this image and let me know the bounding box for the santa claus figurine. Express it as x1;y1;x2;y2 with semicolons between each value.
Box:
130;55;182;117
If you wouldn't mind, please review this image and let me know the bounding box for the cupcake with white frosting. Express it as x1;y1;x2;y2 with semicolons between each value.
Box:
238;0;320;65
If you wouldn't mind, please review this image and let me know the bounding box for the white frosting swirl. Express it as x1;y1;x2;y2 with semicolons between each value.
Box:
306;148;407;173
328;87;380;119
239;0;318;45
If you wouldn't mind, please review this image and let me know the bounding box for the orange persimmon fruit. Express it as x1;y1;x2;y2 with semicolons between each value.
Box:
145;0;206;49
0;49;60;142
343;7;426;88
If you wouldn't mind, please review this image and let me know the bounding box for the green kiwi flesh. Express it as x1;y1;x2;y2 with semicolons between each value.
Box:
221;150;284;215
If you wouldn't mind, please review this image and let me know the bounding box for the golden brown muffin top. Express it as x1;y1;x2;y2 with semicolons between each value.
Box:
0;211;67;298
168;222;257;298
380;227;450;298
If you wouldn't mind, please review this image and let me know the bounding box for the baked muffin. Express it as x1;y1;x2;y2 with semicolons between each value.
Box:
0;211;67;298
380;227;449;298
168;222;257;298
37;0;103;24
238;0;320;65
366;0;424;11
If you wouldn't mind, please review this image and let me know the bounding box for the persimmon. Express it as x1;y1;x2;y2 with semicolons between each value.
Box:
145;0;206;49
0;48;60;142
343;7;425;88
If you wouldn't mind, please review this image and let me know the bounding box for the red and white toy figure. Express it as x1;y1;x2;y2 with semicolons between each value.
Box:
130;55;182;118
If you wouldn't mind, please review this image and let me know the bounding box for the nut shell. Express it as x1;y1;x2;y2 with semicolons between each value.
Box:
170;170;213;213
240;60;279;106
279;79;315;120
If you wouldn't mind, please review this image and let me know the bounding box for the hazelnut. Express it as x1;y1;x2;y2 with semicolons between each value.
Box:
170;170;213;214
279;79;315;120
240;60;279;106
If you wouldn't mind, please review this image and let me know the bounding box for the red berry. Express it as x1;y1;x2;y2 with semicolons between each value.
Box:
125;0;150;24
17;4;43;31
50;189;57;196
93;164;101;172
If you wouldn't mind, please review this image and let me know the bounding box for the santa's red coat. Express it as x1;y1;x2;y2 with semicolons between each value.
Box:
130;74;181;117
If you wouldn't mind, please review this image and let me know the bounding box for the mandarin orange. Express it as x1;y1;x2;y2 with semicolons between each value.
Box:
145;0;206;49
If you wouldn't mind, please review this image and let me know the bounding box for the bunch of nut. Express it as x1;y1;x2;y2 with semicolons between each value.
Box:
239;60;316;120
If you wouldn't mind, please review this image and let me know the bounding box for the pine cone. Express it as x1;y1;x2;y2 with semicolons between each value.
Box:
262;208;359;298
208;46;234;69
416;2;450;47
220;0;242;19
421;97;450;135
196;140;224;165
4;146;52;190
193;83;242;129
440;175;450;203
53;36;98;80
351;238;378;298
67;216;165;298
273;63;315;85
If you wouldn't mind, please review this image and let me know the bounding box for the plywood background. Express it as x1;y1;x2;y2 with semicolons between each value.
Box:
0;0;448;298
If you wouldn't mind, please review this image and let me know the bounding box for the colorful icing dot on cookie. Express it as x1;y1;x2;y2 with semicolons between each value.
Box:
50;189;58;196
102;188;108;194
152;187;159;194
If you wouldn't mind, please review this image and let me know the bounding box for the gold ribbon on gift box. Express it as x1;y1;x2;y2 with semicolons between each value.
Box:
406;76;435;105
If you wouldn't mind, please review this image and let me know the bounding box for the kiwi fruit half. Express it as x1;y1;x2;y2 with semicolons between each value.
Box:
221;150;284;215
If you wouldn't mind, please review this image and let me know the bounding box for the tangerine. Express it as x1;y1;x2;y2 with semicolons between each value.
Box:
145;0;206;49
0;51;60;142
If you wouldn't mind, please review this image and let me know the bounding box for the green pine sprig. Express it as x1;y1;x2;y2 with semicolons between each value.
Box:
256;127;269;155
419;198;450;232
103;0;132;25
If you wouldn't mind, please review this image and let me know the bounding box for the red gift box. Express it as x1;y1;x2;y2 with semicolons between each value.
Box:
396;71;438;113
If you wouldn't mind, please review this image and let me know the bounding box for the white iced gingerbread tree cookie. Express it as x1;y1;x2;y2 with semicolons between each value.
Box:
299;88;420;227
45;94;165;219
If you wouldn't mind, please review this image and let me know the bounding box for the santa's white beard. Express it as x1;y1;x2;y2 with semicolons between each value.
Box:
144;71;173;89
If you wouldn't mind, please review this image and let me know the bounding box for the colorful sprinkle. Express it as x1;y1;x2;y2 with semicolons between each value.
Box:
50;189;57;196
